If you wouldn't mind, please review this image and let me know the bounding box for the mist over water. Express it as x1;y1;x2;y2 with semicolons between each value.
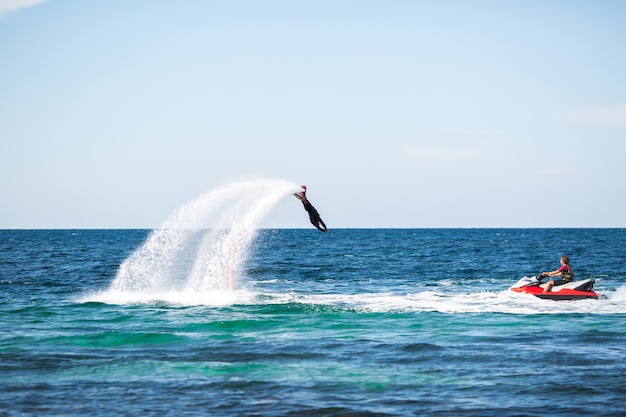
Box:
104;178;300;302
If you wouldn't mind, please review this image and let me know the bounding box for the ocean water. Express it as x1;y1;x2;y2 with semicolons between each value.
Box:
1;181;626;416
2;228;626;417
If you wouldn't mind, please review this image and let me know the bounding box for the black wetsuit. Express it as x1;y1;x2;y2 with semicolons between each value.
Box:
302;199;328;233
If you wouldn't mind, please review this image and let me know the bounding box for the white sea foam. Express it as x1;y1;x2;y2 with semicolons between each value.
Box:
81;288;257;306
245;288;626;315
82;284;626;314
610;285;626;302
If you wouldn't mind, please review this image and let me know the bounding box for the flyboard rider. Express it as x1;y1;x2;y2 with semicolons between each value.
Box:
294;185;328;233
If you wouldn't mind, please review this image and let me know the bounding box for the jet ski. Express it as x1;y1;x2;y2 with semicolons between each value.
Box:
510;276;599;300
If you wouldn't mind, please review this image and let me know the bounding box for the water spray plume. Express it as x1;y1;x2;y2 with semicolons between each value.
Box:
107;178;301;300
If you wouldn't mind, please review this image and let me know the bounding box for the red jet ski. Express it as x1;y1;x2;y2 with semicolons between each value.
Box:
510;276;599;300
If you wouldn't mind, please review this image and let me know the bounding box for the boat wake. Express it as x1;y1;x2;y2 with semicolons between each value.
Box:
249;288;626;315
82;285;626;315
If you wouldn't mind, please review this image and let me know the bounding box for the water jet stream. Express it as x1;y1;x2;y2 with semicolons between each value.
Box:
107;178;301;300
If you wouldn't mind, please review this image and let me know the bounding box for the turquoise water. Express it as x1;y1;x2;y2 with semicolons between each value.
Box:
2;228;626;416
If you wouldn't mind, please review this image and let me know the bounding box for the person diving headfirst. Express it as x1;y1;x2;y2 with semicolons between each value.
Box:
294;185;328;233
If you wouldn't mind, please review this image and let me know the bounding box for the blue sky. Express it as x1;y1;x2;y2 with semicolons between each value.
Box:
1;0;625;228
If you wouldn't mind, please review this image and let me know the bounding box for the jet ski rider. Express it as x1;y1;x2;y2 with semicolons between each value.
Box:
541;256;574;293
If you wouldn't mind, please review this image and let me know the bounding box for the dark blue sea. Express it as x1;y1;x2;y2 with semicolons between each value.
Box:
2;228;626;416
